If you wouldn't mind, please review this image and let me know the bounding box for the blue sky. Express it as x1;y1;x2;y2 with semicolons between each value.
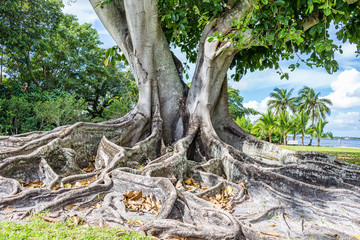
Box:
62;1;360;137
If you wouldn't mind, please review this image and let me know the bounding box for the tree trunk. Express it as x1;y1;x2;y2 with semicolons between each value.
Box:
269;132;272;143
318;138;321;147
1;1;360;239
302;135;305;146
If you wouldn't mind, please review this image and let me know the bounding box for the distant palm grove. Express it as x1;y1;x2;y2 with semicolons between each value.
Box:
239;87;333;147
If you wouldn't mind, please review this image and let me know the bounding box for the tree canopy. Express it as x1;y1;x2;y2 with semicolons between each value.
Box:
102;0;360;80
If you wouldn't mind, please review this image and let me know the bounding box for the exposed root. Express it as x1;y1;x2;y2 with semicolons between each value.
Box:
1;113;360;240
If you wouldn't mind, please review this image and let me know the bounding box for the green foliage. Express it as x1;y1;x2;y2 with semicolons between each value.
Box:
311;118;333;146
297;86;332;125
251;110;277;143
0;0;139;135
296;110;312;146
0;0;63;86
228;87;258;120
155;0;359;80
235;116;253;134
279;145;360;165
34;93;87;128
275;110;293;145
0;215;151;240
267;88;297;114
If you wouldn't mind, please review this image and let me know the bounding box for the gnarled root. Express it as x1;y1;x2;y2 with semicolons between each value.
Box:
1;113;360;240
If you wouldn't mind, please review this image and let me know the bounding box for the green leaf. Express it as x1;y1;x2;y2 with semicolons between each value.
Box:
324;8;331;16
274;0;285;5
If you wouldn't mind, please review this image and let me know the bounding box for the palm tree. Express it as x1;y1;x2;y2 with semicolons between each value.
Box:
312;118;333;147
290;114;300;141
251;110;276;143
297;110;311;146
267;88;297;114
297;86;332;145
275;110;293;145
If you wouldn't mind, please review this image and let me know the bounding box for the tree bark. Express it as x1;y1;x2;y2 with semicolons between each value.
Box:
1;1;360;239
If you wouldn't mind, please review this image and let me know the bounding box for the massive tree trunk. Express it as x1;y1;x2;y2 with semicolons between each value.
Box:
1;1;360;239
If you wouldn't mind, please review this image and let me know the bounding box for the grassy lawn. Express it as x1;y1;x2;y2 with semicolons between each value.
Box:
279;145;360;165
0;215;151;240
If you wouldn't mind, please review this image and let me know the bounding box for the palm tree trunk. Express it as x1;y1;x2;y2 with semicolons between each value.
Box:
302;135;304;146
308;113;314;146
284;135;287;145
318;138;320;147
269;132;272;143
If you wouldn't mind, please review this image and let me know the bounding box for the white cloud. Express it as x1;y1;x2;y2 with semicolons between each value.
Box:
324;69;360;109
326;111;360;136
62;0;98;25
244;97;271;114
243;97;271;122
232;67;338;91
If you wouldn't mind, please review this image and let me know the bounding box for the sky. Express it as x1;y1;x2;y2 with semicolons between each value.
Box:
62;1;360;137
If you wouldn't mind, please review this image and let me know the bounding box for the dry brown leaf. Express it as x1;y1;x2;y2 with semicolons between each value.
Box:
130;191;143;201
185;178;195;186
238;182;247;190
41;216;59;223
51;184;60;191
126;219;145;227
123;190;161;214
64;204;77;211
24;180;44;188
215;194;222;201
324;233;339;238
260;231;280;237
83;160;95;173
69;216;83;226
267;223;276;227
175;182;183;188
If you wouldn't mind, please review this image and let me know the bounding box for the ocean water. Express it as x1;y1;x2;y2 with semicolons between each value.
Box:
291;137;360;148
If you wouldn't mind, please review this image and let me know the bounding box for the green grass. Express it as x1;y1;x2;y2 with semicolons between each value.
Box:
279;145;360;165
0;215;151;240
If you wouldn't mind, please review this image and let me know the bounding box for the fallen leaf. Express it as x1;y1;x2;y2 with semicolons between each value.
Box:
51;184;60;190
64;183;72;188
24;180;44;188
324;233;339;238
130;191;143;201
41;216;59;223
64;204;77;211
238;182;247;190
354;235;360;240
175;182;183;188
225;185;233;196
69;216;83;226
126;218;145;227
267;223;276;227
185;178;195;186
260;231;280;237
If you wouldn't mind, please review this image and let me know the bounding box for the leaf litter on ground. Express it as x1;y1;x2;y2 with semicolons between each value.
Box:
123;190;161;216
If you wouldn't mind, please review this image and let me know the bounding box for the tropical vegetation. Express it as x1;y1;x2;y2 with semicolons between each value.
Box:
250;87;333;146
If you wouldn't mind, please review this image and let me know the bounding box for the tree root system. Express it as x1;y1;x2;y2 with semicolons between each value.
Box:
1;116;360;240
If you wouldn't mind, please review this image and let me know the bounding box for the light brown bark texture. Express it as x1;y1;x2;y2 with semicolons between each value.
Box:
1;1;360;239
